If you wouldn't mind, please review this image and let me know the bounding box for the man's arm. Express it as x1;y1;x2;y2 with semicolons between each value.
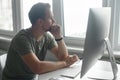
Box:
49;24;68;61
50;39;68;61
50;39;79;65
20;24;79;75
21;51;79;75
49;24;79;65
21;53;67;74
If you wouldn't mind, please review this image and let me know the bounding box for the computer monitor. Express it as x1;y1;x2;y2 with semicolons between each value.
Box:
80;7;118;79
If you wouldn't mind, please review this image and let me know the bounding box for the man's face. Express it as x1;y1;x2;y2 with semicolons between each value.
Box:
42;8;55;31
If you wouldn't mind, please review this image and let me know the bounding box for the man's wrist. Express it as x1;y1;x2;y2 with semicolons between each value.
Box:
63;61;67;68
55;37;63;41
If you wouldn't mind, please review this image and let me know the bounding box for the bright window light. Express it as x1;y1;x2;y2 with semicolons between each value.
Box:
63;0;102;38
0;0;13;31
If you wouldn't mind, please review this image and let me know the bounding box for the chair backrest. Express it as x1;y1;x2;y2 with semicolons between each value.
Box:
0;54;7;80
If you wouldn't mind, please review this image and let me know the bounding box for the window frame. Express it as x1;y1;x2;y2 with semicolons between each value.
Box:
110;0;120;50
0;0;22;37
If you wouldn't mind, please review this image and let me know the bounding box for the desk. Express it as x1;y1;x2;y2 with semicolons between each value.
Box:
38;60;120;80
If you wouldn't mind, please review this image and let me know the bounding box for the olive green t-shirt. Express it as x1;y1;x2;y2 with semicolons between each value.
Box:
2;28;57;80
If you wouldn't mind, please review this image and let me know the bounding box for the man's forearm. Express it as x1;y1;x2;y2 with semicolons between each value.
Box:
49;24;68;61
36;61;67;74
56;39;68;61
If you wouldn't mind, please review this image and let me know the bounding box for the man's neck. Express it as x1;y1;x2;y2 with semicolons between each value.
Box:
31;26;45;41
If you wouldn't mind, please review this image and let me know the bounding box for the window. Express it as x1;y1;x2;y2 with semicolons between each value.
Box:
22;0;52;29
0;0;13;31
117;1;120;46
111;0;120;50
60;0;103;47
0;0;120;51
63;0;102;38
119;15;120;44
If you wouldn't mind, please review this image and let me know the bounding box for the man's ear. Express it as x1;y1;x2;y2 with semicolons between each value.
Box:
36;19;44;25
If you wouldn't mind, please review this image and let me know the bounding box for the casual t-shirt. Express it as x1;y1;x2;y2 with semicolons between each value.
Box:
2;28;57;80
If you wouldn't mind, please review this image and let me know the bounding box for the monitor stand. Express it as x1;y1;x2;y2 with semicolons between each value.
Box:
104;37;118;80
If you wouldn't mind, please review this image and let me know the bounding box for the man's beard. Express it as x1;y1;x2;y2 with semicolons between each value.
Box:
42;26;51;32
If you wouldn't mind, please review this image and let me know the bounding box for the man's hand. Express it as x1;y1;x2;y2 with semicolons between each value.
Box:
49;24;62;39
65;54;79;67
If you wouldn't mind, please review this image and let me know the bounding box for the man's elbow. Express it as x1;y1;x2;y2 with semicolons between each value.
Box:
30;63;46;74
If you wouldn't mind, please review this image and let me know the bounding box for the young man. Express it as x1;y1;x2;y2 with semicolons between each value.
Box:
2;3;79;80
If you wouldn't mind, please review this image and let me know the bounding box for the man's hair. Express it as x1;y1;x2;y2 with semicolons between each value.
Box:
28;3;50;25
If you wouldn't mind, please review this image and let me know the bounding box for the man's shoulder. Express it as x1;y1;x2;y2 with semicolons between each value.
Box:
14;28;32;40
17;29;30;37
11;29;34;45
44;31;54;39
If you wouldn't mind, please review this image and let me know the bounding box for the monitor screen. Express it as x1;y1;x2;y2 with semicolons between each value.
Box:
80;7;111;78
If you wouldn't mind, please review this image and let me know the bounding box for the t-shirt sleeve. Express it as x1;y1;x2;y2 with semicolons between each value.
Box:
46;32;57;49
14;36;33;55
48;38;57;49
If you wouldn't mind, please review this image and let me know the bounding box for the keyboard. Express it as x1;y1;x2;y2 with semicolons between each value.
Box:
60;60;82;79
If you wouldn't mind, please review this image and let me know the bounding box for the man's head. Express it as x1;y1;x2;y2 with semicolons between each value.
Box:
29;3;55;32
29;3;54;26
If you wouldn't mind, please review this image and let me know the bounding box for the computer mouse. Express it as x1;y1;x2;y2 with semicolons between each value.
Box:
49;77;63;80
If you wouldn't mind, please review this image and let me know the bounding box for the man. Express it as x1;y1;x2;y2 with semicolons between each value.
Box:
2;2;79;80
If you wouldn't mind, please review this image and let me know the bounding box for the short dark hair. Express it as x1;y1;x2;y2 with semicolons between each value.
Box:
28;3;50;25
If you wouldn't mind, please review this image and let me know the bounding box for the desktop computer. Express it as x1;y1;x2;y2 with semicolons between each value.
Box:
80;7;118;80
49;7;118;80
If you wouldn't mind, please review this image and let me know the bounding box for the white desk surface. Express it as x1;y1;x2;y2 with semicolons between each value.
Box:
38;60;120;80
